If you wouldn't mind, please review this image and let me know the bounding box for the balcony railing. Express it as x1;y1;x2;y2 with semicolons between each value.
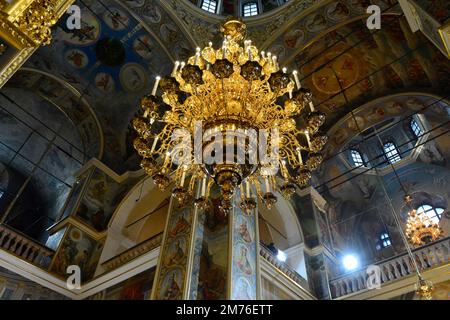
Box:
0;224;55;268
329;237;450;298
259;243;309;290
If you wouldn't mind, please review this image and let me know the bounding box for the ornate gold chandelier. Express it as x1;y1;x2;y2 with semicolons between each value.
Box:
404;196;442;246
132;20;327;213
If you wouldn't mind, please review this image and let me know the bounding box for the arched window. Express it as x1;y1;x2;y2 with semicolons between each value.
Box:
416;204;444;224
201;0;217;13
350;149;365;167
243;2;259;16
376;232;392;250
383;141;401;164
410;118;422;137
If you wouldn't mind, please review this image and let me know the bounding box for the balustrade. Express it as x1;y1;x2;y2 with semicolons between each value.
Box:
0;224;54;268
330;237;450;298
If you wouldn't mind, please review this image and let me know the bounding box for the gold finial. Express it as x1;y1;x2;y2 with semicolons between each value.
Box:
220;18;246;42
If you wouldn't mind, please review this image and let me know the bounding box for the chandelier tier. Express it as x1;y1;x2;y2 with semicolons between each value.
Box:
132;20;327;213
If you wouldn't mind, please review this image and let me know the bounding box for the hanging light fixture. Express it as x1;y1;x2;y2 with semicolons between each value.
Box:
131;19;327;213
404;195;443;246
415;275;434;300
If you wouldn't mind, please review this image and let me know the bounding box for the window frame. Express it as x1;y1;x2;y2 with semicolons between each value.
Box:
242;1;259;17
410;117;423;138
376;231;392;250
201;0;218;14
416;204;444;224
350;149;366;167
383;141;401;164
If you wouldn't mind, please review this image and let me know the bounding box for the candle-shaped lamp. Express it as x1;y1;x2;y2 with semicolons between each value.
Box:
151;76;161;96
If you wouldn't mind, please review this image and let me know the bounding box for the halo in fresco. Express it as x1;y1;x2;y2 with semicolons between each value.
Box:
65;49;89;69
63;10;101;46
103;8;130;31
95;72;115;93
69;228;82;242
119;63;148;92
133;34;154;59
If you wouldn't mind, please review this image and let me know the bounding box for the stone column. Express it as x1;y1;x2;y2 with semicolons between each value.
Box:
292;187;337;300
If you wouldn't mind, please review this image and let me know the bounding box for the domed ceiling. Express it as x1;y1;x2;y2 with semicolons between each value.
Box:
17;0;450;174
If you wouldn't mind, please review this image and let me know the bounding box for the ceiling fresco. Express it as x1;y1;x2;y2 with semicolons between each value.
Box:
288;15;450;130
24;0;194;173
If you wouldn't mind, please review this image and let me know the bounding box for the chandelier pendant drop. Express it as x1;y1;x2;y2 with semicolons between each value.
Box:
132;19;327;213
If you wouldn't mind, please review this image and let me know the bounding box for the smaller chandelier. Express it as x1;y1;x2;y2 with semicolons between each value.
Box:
415;276;434;300
404;197;442;246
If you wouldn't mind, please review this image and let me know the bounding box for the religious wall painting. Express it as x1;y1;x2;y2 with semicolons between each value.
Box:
103;7;130;31
119;63;148;93
141;2;162;24
160;23;180;45
325;1;351;22
189;189;228;300
154;198;195;300
94;72;115;94
159;267;184;300
168;205;191;238
133;35;154;60
62;10;101;46
234;243;254;276
236;215;253;244
65;49;89;69
50;226;102;282
165;236;187;266
233;277;253;300
283;29;305;49
230;191;258;300
74;169;139;232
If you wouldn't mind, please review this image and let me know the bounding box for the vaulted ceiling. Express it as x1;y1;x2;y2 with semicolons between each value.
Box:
16;0;448;174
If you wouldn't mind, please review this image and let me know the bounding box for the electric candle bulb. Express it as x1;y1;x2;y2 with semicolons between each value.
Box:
293;70;301;90
264;176;271;193
246;180;251;198
272;56;278;69
171;61;180;76
297;148;303;165
261;51;266;59
151;76;161;96
195;47;201;65
309;101;315;112
305;131;311;148
201;176;207;197
150;136;159;153
180;166;186;187
180;62;186;71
